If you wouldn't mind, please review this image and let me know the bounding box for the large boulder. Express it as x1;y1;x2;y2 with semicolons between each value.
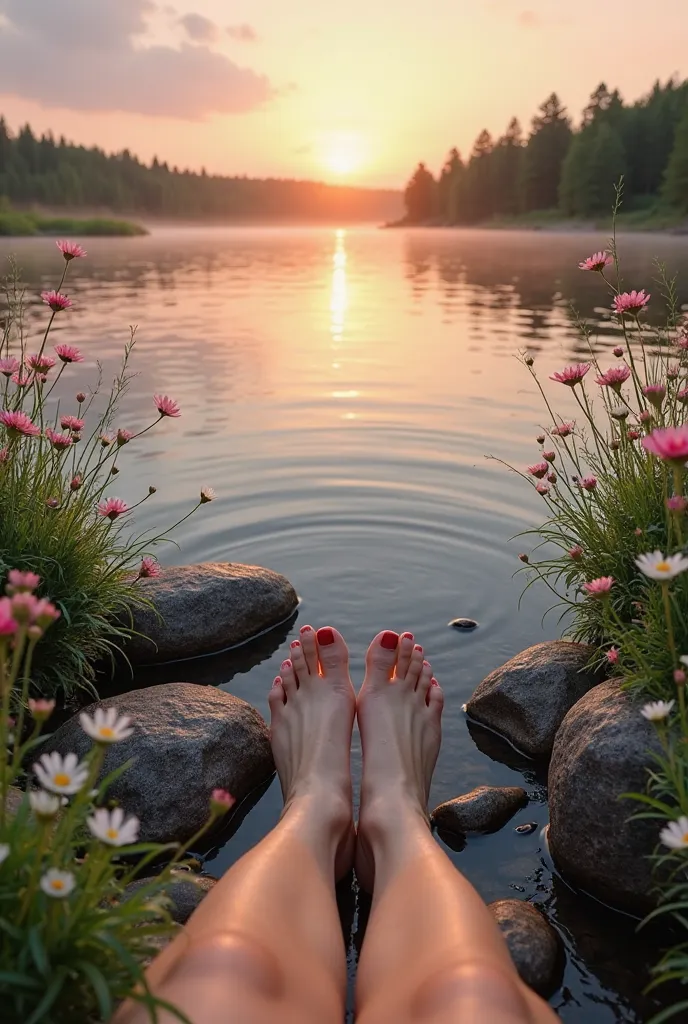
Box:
431;786;528;835
45;683;274;845
489;899;563;997
548;679;662;914
466;641;604;758
122;871;218;925
122;562;298;664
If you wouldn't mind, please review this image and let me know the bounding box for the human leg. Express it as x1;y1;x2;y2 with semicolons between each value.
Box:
115;625;356;1024
355;631;558;1024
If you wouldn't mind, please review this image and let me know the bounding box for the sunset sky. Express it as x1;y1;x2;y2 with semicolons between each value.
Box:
0;0;686;188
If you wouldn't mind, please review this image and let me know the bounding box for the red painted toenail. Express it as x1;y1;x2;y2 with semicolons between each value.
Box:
300;625;313;633
431;678;439;686
317;627;335;646
401;632;414;640
281;659;292;670
414;644;423;652
272;677;282;687
423;660;431;667
290;640;300;648
381;631;399;650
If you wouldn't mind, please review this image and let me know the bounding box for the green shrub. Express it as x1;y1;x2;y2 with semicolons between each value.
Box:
0;580;234;1022
0;243;211;697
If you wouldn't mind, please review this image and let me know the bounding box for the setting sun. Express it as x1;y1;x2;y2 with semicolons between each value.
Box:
321;131;366;177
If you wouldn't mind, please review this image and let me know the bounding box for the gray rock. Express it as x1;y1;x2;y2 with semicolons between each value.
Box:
449;617;478;630
122;870;218;924
489;899;563;997
123;562;298;664
46;682;274;845
466;641;604;758
431;786;528;835
548;679;662;914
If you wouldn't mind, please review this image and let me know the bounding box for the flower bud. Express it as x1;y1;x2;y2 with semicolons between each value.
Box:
210;788;236;815
613;346;624;358
28;697;54;720
27;625;43;642
543;451;556;463
675;669;686;687
45;497;59;509
148;485;157;495
110;465;119;475
70;476;82;491
518;553;529;563
536;434;545;444
76;392;86;404
524;355;534;366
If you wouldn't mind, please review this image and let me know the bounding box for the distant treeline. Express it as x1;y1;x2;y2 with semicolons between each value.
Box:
0;118;400;222
402;79;688;225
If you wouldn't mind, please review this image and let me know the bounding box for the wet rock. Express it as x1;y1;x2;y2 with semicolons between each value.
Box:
489;899;563;997
548;679;662;914
449;617;478;630
466;641;604;758
431;786;528;835
122;870;218;925
45;682;274;845
514;822;538;835
122;562;299;665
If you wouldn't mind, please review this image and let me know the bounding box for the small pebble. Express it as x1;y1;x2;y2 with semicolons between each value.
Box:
515;822;538;835
449;618;478;631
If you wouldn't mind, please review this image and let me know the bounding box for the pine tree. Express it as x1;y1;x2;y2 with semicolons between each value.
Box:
664;103;688;213
438;149;463;223
520;94;572;211
492;117;524;216
403;162;437;222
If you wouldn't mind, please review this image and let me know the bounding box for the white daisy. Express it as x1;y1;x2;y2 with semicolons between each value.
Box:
610;406;629;420
29;790;61;819
659;816;688;850
635;551;688;581
640;700;675;722
34;751;89;795
40;868;76;899
79;707;134;744
0;843;9;865
680;655;688;668
87;806;140;847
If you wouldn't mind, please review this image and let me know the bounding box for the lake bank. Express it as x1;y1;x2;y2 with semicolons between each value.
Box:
0;209;148;237
386;208;688;234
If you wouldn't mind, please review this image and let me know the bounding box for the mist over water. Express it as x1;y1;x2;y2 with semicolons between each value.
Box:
7;226;688;1022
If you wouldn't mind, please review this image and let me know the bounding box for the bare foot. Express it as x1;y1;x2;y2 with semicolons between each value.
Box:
268;624;357;880
355;630;444;892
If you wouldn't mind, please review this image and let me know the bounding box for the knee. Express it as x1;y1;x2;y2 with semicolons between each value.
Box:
170;930;285;1000
410;959;532;1022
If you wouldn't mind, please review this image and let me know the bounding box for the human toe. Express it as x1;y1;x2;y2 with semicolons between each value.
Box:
395;632;415;679
365;630;400;683
315;626;350;677
417;660;434;703
299;624;319;675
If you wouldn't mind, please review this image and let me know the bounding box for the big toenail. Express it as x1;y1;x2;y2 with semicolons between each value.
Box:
381;631;399;650
317;627;335;646
402;632;414;640
290;640;300;648
281;659;292;670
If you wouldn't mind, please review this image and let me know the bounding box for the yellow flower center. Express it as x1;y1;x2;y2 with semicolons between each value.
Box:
657;562;671;573
54;773;70;787
683;833;688;844
98;727;115;738
51;879;64;890
106;828;119;840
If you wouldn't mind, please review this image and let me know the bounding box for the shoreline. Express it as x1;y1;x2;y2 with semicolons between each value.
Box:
385;213;688;235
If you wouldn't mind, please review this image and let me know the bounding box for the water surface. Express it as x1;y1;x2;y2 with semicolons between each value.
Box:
6;226;688;1022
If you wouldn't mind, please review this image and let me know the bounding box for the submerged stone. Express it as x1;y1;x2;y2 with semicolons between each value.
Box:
449;617;478;630
430;785;528;835
489;899;563;997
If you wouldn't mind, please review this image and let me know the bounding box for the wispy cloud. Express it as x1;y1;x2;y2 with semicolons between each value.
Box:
227;23;259;43
179;12;219;44
0;0;274;119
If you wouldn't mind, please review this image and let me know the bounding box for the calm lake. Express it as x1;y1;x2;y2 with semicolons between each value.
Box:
6;226;688;1022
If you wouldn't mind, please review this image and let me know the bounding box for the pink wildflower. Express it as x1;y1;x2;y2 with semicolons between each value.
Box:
41;290;72;313
528;461;549;479
10;592;40;623
0;597;17;636
547;471;557;484
549;363;591;387
100;434;113;447
60;415;84;432
643;426;688;465
638;410;654;425
0;357;19;377
642;384;666;409
535;482;550;496
543;451;556;463
70;475;82;491
0;409;40;437
579;250;613;273
26;354;56;374
138;557;161;580
613;290;651;315
569;545;584;560
595;365;631;392
613;346;624;358
32;599;60;627
675;669;686;686
606;647;619;665
116;428;133;446
11;372;33;387
583;576;614;597
97;497;129;521
581;476;598;491
551;422;575;438
675;332;688;351
45;428;72;452
667;496;688;513
678;389;688;405
0;447;9;464
56;240;87;261
28;698;55;720
210;789;236;813
54;344;83;364
667;364;681;381
153;394;181;418
6;569;40;594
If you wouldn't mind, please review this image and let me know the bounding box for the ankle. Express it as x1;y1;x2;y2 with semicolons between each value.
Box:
358;789;430;853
